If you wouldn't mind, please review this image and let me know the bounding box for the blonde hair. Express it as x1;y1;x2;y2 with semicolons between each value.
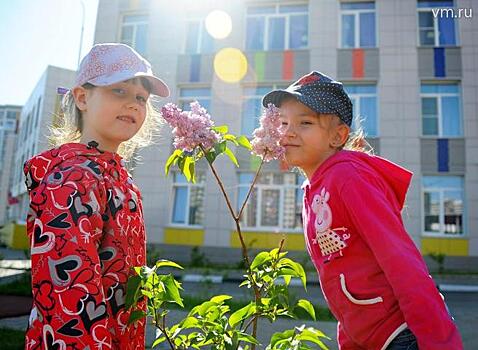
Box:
48;79;163;162
338;117;374;155
317;113;374;154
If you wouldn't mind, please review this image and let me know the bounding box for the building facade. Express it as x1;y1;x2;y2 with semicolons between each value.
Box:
0;105;21;225
16;0;476;258
9;66;76;222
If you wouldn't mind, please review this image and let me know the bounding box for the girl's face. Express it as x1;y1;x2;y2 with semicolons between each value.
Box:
279;98;342;179
74;79;150;152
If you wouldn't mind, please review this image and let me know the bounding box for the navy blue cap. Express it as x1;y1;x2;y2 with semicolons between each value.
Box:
262;71;353;127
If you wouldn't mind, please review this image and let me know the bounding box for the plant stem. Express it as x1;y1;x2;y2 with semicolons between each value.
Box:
200;146;237;221
151;273;176;350
201;146;264;350
154;311;176;349
237;157;265;221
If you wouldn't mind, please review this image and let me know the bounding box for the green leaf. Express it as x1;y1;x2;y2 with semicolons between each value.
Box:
180;316;199;328
127;310;146;325
237;332;260;345
212;125;228;134
229;302;256;328
183;156;193;182
125;275;142;309
189;160;196;183
177;155;186;173
224;134;239;145
224;147;239;167
152;336;166;348
250;251;272;271
163;275;184;307
236;135;252;150
165;149;182;175
269;329;295;347
214;140;227;155
296;299;316;321
155;260;184;270
205;149;217;164
210;295;232;304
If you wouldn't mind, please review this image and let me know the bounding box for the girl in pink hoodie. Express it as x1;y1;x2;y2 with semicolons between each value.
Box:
262;71;463;350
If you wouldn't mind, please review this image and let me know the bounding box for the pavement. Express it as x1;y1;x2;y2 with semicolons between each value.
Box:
1;247;477;349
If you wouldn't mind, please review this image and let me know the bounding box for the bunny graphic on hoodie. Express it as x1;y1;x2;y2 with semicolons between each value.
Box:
23;141;146;350
302;150;463;350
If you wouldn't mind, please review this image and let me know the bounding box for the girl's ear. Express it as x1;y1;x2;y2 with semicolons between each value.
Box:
331;122;350;148
72;86;88;111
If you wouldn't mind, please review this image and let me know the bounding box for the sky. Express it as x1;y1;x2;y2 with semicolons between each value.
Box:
0;0;99;106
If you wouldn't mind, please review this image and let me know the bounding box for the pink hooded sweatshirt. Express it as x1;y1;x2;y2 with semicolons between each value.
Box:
302;150;463;350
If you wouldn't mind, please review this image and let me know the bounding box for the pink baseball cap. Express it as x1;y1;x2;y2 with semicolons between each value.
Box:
75;43;170;97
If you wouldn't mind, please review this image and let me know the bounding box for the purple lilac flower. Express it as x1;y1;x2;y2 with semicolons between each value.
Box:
161;101;221;152
251;104;285;162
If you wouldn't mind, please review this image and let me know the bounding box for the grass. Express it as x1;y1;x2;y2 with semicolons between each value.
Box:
0;328;25;349
0;273;31;296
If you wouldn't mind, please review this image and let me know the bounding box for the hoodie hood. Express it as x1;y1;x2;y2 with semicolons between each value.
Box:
23;142;125;192
304;150;413;209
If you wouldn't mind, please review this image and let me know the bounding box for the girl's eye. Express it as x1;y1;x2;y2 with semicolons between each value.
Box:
281;122;288;126
112;88;125;94
301;121;313;125
136;95;147;104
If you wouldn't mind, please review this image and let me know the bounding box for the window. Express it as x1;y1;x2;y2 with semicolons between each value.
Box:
246;4;308;51
171;172;205;226
417;1;457;46
422;176;464;235
179;88;211;111
121;14;148;55
238;172;304;230
241;85;289;136
341;2;376;48
185;19;214;54
344;85;378;137
421;84;461;136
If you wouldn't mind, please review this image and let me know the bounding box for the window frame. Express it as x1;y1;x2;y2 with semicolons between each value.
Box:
119;13;149;55
421;176;465;237
178;87;212;111
339;2;377;49
237;172;304;232
344;84;379;137
420;84;462;137
170;172;206;228
183;18;215;54
244;3;309;51
417;2;458;47
241;84;290;136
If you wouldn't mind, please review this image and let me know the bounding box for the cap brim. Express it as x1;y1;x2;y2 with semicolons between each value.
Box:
262;89;300;108
134;73;170;97
88;71;170;97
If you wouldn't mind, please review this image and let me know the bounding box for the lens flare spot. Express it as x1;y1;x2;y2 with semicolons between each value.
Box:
205;10;232;39
214;48;248;83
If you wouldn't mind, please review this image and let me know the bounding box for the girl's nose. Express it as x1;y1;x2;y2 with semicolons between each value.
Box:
283;124;296;137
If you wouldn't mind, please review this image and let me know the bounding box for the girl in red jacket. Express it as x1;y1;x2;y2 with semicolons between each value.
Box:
262;71;463;350
24;43;169;350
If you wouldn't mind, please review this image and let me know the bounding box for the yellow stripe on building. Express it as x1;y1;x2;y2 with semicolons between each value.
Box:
230;231;305;250
164;227;205;246
421;237;469;256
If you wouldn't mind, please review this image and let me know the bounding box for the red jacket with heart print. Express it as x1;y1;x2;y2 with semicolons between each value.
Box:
302;150;463;350
23;141;147;350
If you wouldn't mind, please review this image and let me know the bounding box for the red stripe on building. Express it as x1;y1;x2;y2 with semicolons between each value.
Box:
352;48;364;78
282;50;294;80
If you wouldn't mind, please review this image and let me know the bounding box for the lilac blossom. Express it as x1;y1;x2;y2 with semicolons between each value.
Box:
161;101;221;152
251;104;285;162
